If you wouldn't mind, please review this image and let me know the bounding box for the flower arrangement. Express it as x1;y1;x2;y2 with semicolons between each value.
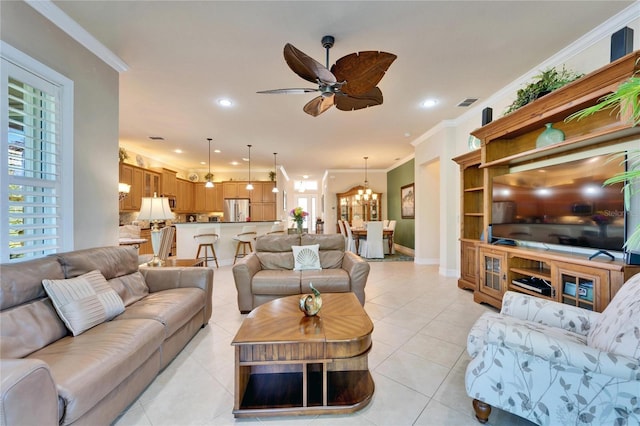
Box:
290;207;308;232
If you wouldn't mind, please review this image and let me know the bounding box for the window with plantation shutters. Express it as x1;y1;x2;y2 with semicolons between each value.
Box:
1;42;73;263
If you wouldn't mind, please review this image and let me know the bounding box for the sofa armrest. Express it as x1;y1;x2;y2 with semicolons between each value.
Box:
341;252;370;305
487;320;640;381
232;253;263;313
140;267;214;323
1;359;59;426
501;291;599;336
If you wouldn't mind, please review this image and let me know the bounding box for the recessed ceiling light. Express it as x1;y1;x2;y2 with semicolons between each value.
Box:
174;149;183;154
231;161;239;166
214;149;221;153
200;161;206;165
218;99;233;107
421;99;439;108
242;157;249;162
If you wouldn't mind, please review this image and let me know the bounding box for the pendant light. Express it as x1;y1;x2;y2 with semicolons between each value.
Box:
246;144;254;191
356;156;377;203
205;138;214;188
272;152;279;193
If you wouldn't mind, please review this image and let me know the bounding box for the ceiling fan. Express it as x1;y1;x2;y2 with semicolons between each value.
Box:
258;35;397;117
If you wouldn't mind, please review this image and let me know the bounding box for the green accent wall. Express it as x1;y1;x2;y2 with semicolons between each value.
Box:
387;159;415;250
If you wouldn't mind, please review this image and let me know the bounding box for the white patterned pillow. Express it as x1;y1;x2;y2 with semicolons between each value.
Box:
42;270;125;336
292;244;321;271
587;273;640;358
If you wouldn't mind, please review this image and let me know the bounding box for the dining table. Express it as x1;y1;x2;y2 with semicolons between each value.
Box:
350;227;394;254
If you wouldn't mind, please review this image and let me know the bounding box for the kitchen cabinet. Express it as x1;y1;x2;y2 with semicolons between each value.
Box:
260;182;276;202
193;183;223;212
250;202;275;222
159;168;177;197
119;163;143;211
223;181;251;199
175;179;193;212
143;170;160;197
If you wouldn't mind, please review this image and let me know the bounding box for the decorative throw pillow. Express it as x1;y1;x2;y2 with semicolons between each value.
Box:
587;273;640;358
292;244;322;271
42;269;125;336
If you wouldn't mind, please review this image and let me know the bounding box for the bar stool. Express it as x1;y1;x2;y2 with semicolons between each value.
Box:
232;225;257;265
194;228;219;268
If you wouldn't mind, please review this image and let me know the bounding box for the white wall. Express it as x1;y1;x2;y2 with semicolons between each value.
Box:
1;1;120;250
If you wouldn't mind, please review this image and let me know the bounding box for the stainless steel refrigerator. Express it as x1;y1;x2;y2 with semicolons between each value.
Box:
224;199;250;222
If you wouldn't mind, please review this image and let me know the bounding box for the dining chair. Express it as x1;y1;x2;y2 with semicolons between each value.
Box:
352;216;364;229
343;220;358;254
267;223;285;234
233;225;257;264
194;227;219;268
383;219;390;228
156;225;176;261
360;221;384;259
337;219;348;251
384;220;397;254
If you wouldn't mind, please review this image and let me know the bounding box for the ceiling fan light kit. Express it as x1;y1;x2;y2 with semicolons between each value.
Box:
258;35;396;117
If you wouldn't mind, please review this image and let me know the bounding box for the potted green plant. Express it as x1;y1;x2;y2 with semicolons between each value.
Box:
268;170;276;181
567;71;640;250
118;147;129;162
504;66;583;114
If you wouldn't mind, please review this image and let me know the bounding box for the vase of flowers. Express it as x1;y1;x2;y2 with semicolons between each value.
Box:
290;207;308;234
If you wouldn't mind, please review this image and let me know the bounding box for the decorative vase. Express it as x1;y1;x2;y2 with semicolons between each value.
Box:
297;221;303;234
299;283;322;316
536;123;565;148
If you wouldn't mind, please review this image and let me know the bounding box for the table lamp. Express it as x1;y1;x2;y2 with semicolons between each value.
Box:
137;193;174;266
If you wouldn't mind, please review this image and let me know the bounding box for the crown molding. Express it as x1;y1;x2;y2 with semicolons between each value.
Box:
24;0;128;72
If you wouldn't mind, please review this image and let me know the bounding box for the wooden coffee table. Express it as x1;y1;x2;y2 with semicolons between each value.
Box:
231;292;374;417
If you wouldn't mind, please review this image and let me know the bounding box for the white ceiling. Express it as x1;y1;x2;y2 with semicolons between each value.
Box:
53;0;634;181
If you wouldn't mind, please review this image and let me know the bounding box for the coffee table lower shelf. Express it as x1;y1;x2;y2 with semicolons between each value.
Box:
233;369;374;417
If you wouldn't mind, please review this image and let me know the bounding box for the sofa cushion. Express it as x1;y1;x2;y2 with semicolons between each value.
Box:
0;257;64;310
27;318;164;424
302;234;344;268
301;269;350;293
252;270;301;295
587;273;640;358
42;270;125;336
257;252;295;270
107;271;149;306
55;246;140;280
292;244;321;271
256;234;300;270
115;288;205;337
0;298;67;358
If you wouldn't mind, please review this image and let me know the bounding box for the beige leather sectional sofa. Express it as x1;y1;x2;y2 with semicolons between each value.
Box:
0;246;213;425
232;234;370;313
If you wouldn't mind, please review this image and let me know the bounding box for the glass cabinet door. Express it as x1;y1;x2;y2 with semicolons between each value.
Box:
479;248;506;300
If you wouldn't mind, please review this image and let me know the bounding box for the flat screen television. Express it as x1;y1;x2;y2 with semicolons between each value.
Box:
491;154;626;252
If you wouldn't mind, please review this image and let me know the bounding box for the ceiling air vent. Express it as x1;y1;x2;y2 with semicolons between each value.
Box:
149;136;165;141
457;98;478;107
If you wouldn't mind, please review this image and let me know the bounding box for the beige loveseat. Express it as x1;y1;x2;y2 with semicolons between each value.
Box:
232;234;370;313
0;246;213;425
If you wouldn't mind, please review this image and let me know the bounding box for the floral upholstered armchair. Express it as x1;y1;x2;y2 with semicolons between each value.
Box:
465;273;640;425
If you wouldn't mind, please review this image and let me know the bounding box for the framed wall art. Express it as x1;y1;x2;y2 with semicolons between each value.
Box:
401;183;415;219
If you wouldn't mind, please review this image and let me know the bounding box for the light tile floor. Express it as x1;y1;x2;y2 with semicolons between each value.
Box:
114;261;536;426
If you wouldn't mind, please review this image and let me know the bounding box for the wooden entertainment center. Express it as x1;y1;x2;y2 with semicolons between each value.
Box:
454;51;640;312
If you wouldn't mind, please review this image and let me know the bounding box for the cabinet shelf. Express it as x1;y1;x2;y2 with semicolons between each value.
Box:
507;284;555;301
510;267;551;281
464;213;484;217
464;186;483;192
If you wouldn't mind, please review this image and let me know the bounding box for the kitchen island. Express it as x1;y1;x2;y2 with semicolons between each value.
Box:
174;222;283;266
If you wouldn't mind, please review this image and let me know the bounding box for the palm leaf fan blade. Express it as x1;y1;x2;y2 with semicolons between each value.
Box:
284;43;336;85
334;87;383;111
332;51;397;96
303;95;335;116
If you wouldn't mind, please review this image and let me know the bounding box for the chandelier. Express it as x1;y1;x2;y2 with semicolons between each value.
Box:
355;156;377;203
